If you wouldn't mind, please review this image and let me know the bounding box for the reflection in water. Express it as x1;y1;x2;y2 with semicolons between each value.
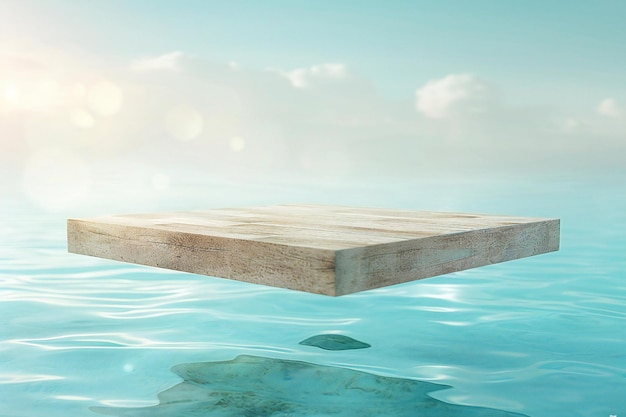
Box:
91;355;526;417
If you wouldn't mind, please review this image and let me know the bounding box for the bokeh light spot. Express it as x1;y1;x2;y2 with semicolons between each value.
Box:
230;136;245;152
165;105;203;141
69;108;95;128
87;81;123;116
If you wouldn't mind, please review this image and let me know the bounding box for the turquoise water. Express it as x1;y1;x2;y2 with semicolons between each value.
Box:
1;177;625;417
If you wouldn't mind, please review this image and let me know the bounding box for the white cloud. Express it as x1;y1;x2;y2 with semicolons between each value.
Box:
415;73;490;119
597;98;620;117
269;63;347;88
130;51;184;72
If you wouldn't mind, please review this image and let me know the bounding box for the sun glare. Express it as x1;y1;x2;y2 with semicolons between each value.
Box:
1;77;64;111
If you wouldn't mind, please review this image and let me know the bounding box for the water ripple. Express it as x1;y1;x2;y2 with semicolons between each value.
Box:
8;333;299;354
0;373;65;384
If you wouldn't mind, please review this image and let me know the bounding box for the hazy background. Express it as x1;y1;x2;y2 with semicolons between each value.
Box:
1;0;624;213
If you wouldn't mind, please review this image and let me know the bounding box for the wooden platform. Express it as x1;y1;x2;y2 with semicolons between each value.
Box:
67;204;560;296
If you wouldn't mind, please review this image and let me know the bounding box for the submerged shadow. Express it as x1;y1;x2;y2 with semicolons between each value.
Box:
299;333;371;350
91;355;527;417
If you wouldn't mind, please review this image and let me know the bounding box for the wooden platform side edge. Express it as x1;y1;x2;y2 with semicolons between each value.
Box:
334;219;560;296
67;218;338;296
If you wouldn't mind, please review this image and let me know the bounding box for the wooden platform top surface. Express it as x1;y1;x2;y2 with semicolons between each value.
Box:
78;204;555;251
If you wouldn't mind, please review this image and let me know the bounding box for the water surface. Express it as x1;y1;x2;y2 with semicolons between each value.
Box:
1;177;624;417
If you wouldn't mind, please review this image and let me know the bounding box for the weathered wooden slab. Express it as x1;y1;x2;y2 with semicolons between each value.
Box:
67;204;560;296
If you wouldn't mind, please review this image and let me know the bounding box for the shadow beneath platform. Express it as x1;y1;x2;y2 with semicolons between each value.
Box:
91;355;527;417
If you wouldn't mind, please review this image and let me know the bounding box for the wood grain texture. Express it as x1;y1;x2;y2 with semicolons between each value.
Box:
67;204;560;296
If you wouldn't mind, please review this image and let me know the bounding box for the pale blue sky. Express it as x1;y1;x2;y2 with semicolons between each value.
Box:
3;0;625;107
